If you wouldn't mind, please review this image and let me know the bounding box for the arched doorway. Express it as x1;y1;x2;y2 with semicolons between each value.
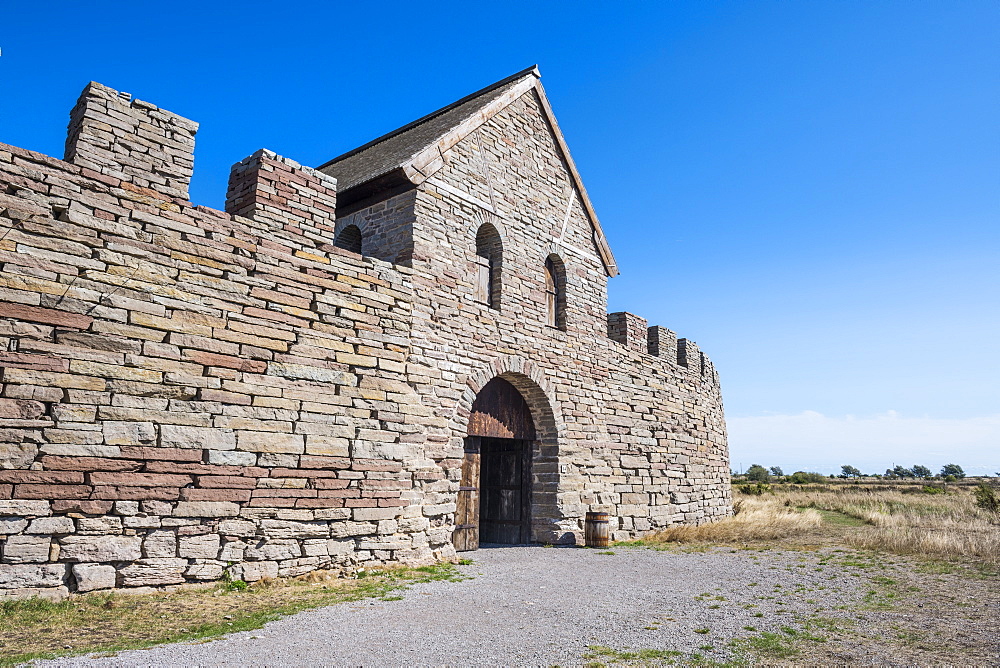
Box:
455;377;535;550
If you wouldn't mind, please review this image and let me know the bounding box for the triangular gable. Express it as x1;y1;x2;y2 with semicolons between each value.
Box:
318;66;618;277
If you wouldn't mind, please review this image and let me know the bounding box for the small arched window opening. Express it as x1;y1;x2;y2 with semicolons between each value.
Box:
475;223;502;310
334;225;363;254
545;254;567;330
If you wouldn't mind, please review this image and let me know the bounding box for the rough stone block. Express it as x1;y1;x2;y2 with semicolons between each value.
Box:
0;517;29;534
329;521;377;538
2;535;51;563
76;516;123;534
119;558;187;586
102;421;155;445
143;530;177;558
302;539;329;557
72;563;117;592
26;517;75;535
161;425;236;450
59;535;141;562
260;520;329;539
237;560;278;582
327;538;355;555
178;533;220;559
124;515;161;529
207;450;257;466
304;435;349;457
52;500;114;514
244;539;300;561
217;520;257;537
185;560;225;580
172;502;239;518
115;501;141;516
0;500;51;517
0;398;45;420
0;442;39;469
0;563;67;589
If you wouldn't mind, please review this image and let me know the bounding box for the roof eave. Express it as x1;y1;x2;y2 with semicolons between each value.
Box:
318;65;541;172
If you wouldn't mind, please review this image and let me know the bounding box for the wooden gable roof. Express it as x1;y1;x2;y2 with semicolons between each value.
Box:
318;66;619;277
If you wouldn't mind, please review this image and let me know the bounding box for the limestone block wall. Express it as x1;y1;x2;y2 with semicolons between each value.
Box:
399;88;731;544
334;191;417;266
0;84;450;600
585;343;730;538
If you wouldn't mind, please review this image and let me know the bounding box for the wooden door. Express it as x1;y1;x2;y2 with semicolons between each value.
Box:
479;437;531;544
453;437;480;552
461;377;536;550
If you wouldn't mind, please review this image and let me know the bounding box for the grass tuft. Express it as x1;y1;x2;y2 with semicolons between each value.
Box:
0;563;464;667
638;497;823;544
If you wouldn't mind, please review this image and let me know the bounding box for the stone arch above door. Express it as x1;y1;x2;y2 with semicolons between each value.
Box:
468;377;536;440
459;356;563;446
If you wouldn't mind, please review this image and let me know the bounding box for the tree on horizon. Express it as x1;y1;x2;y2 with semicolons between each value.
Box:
841;465;862;478
940;463;966;479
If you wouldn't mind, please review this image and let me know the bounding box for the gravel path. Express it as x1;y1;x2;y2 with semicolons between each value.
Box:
42;545;867;666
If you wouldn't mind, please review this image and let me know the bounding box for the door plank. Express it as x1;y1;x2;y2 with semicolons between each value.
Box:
454;439;480;552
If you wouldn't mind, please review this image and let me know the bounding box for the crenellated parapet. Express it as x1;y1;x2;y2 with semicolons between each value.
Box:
607;311;648;353
647;325;677;362
607;312;717;382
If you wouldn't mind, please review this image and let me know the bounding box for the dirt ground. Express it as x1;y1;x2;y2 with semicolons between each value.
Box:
30;543;999;667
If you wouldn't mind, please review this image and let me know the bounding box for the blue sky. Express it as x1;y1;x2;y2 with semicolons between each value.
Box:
2;1;998;474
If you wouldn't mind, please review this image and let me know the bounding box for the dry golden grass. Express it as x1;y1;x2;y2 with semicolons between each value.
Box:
779;485;1000;566
643;496;823;543
635;482;1000;567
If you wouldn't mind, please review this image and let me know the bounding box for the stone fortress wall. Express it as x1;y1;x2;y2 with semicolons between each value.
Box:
380;87;731;544
0;79;729;600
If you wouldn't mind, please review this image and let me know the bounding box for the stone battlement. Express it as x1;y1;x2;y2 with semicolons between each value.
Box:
65;82;199;201
607;312;717;381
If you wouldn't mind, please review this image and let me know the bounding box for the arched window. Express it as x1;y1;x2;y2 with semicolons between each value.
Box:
475;223;502;310
545;254;566;330
334;224;363;254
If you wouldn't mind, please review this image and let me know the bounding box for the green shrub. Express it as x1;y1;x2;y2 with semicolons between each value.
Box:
787;471;826;484
921;485;945;495
738;482;772;496
973;484;1000;514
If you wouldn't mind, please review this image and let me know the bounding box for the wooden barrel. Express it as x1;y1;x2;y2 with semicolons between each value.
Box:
584;511;610;548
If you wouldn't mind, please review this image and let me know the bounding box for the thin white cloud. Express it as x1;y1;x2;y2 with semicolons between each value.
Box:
727;411;1000;476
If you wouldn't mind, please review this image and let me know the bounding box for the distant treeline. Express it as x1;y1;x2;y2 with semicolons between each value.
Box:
734;463;992;483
